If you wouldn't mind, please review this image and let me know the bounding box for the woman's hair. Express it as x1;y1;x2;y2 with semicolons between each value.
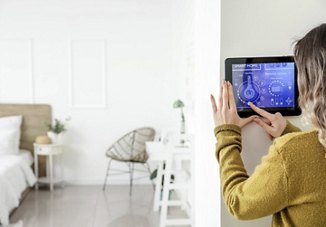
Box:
294;23;326;148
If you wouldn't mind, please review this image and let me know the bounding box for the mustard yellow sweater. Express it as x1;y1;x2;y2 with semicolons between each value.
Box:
215;121;326;227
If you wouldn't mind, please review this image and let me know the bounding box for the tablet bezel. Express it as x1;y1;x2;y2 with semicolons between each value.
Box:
225;56;301;117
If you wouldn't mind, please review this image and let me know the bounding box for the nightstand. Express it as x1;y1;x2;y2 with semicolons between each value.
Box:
34;143;64;191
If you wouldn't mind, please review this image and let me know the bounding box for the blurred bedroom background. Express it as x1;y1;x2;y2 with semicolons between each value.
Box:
0;0;220;227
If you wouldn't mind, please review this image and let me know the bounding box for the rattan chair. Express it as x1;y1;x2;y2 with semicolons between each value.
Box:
102;127;156;195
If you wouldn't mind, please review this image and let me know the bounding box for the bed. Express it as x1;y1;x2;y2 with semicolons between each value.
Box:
0;104;51;225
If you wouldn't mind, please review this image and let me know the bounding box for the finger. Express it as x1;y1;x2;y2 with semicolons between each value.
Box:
222;81;228;110
240;115;257;127
249;102;274;120
253;118;273;134
219;84;223;107
227;81;237;110
210;94;218;113
262;117;271;124
260;117;271;125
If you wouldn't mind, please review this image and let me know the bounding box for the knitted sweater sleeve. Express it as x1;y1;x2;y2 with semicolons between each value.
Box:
215;124;289;220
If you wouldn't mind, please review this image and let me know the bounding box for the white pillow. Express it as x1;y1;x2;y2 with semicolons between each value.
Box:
0;115;22;154
0;129;19;155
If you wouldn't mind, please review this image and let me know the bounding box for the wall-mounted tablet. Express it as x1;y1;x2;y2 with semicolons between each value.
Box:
225;56;301;117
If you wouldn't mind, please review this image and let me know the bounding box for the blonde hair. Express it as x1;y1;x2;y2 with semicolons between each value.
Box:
294;24;326;148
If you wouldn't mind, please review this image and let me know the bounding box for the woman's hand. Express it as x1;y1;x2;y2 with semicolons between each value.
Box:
249;102;287;138
210;81;256;128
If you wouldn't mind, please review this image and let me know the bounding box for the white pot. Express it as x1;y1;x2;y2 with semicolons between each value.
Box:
47;132;63;144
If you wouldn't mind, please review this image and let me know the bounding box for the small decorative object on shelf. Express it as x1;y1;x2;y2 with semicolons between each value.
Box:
173;99;186;144
35;135;52;144
47;117;70;144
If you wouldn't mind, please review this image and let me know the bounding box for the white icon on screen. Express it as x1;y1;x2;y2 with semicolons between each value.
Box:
243;76;256;99
286;97;292;105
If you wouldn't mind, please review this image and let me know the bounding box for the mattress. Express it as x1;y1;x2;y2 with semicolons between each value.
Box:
18;149;33;166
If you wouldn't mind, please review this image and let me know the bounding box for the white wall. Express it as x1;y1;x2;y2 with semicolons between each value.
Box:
193;0;221;226
0;0;192;184
221;0;326;226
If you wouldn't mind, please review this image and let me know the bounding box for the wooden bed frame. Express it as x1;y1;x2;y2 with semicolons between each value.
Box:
0;104;52;177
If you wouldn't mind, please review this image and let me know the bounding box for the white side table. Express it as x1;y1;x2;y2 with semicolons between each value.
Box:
34;143;64;191
146;141;192;227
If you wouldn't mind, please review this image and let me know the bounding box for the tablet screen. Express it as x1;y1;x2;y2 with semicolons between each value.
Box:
225;56;301;116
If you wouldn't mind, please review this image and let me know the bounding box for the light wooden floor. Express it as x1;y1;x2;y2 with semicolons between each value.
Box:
10;185;162;227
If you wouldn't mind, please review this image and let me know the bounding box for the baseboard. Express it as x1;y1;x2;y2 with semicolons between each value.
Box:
64;178;153;185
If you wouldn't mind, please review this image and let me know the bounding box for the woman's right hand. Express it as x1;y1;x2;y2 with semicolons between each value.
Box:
249;102;287;138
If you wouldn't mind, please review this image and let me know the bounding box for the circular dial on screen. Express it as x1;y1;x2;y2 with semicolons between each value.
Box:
268;80;285;97
237;75;260;104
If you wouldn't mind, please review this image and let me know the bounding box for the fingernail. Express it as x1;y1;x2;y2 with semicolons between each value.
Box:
248;102;252;105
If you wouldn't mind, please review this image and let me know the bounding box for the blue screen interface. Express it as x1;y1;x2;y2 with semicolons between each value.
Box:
231;62;295;109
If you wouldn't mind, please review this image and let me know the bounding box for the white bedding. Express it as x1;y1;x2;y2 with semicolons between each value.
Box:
18;149;34;167
0;153;36;225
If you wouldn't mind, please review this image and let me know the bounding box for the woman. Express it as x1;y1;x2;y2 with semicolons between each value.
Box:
211;24;326;227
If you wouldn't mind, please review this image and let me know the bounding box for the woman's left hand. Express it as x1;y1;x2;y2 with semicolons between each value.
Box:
210;81;256;128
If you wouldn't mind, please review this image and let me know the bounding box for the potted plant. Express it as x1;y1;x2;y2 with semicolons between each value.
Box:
173;99;185;135
47;118;69;144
